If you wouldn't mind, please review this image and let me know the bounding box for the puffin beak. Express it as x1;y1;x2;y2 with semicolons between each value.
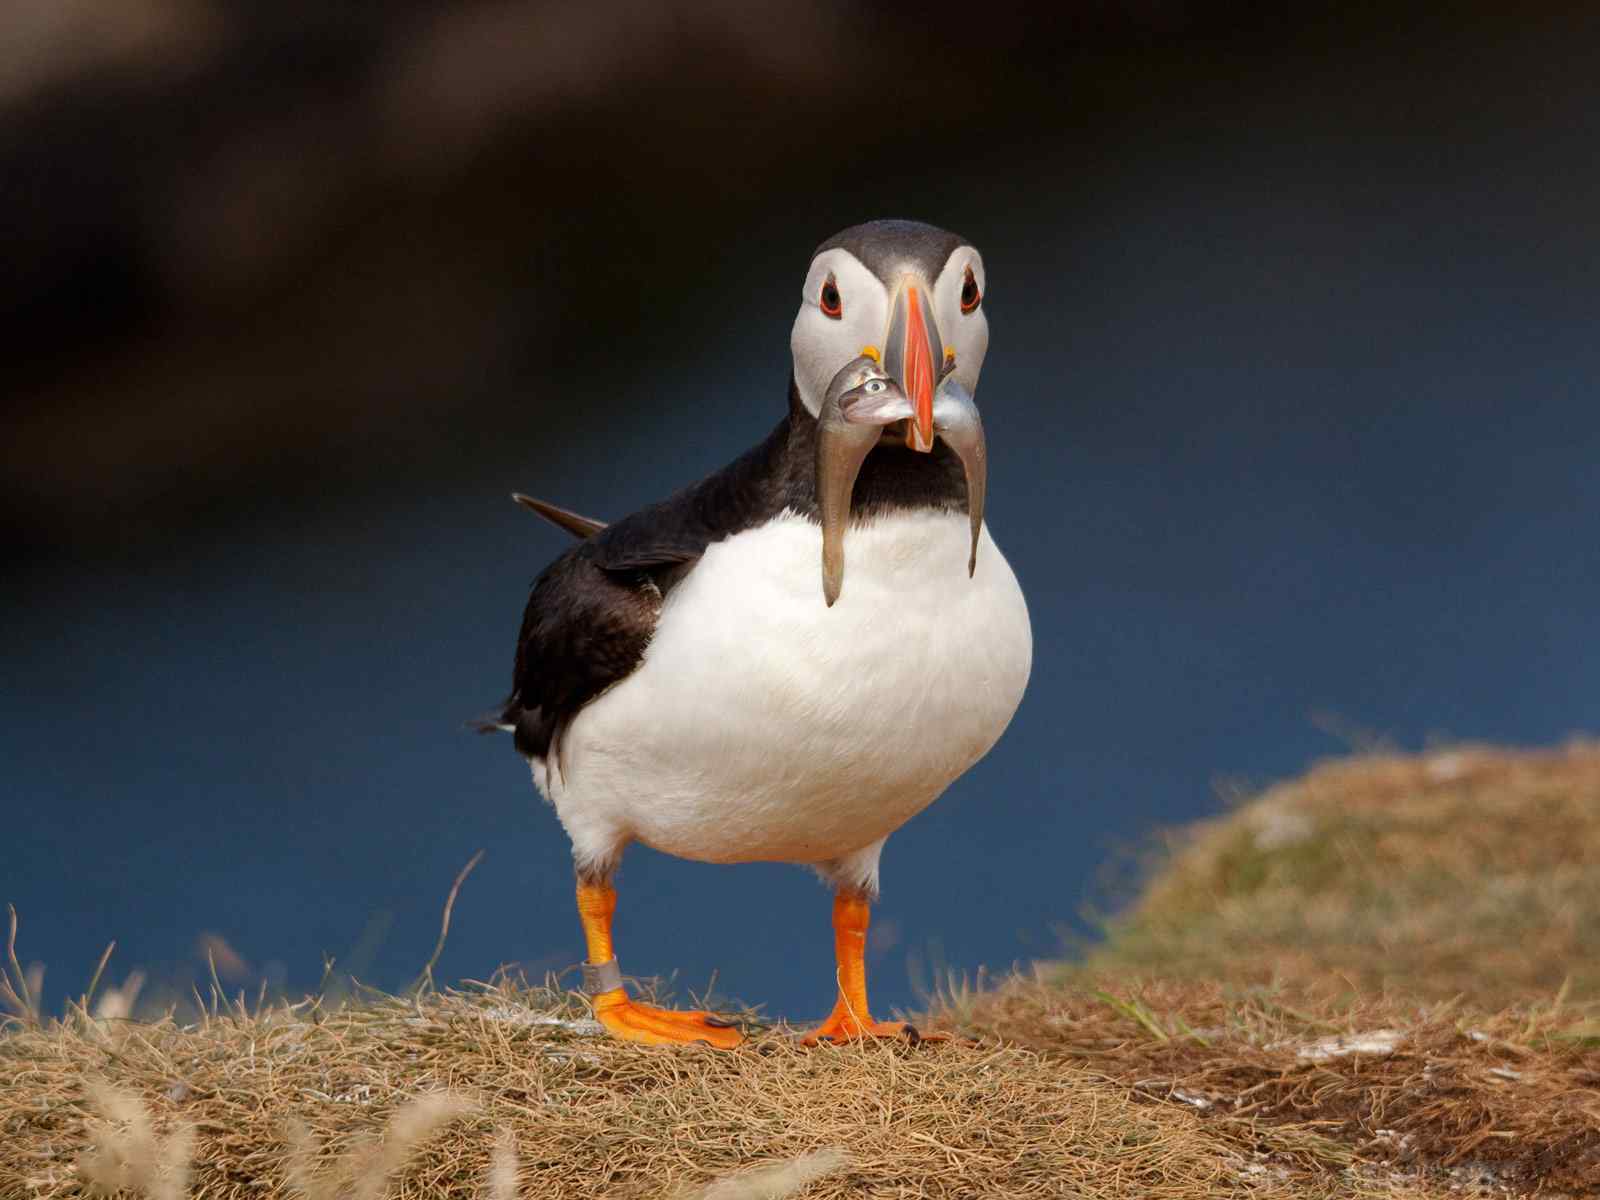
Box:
882;278;941;452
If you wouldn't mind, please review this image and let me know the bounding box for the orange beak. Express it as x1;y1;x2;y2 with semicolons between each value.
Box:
884;278;941;453
902;285;936;451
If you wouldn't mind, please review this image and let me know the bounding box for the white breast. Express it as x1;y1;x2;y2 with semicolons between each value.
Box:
537;510;1031;870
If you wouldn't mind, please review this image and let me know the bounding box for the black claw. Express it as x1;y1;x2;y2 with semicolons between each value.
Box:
903;1023;922;1046
703;1015;740;1028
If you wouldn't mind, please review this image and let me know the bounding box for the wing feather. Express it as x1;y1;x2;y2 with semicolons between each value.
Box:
489;411;800;763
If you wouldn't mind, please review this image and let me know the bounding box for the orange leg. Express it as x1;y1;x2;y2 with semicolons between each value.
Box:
575;879;742;1049
802;892;938;1045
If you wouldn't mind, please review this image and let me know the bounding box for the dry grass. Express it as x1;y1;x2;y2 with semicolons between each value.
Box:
78;1080;195;1200
8;743;1600;1197
942;975;1600;1194
4;977;1332;1200
942;742;1600;1195
1082;742;1600;1004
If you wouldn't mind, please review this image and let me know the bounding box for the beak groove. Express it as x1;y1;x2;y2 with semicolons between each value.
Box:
884;280;941;453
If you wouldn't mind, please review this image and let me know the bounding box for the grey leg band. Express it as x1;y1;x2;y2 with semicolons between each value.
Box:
582;958;624;995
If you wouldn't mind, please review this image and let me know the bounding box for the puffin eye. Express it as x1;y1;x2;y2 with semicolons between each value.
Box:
819;275;843;319
960;266;981;314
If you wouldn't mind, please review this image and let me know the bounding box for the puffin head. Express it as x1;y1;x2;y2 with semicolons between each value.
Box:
791;219;988;451
793;220;991;605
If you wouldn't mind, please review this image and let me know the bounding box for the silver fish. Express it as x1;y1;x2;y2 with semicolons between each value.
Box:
932;376;986;578
814;357;988;604
816;357;911;606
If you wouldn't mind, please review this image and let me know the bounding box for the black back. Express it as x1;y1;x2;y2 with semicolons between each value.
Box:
495;381;968;763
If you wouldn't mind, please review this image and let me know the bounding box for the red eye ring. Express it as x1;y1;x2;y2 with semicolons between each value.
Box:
819;275;843;319
959;266;981;314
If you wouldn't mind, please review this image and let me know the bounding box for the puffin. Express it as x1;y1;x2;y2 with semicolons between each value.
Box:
486;219;1032;1047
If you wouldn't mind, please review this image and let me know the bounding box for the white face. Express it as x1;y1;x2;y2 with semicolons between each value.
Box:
790;245;989;418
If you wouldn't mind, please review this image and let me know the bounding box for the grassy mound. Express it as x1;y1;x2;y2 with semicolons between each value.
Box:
1084;742;1600;1002
947;742;1600;1194
5;743;1598;1196
4;978;1326;1199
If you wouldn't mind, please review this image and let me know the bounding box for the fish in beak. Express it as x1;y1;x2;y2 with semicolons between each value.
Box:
816;357;910;606
932;377;986;578
814;355;988;606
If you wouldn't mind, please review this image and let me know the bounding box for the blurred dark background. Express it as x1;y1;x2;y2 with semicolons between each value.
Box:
5;2;1598;1019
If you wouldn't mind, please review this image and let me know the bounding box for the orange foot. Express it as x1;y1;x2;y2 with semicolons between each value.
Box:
591;989;744;1049
802;1008;946;1047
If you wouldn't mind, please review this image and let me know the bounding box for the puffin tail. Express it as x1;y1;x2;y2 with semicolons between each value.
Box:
467;699;516;735
511;493;608;539
469;701;556;763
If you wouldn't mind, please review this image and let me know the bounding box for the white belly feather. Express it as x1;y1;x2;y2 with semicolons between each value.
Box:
536;510;1031;867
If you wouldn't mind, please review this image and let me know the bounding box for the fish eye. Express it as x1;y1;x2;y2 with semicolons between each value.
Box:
960;266;981;314
819;275;843;319
865;379;885;394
